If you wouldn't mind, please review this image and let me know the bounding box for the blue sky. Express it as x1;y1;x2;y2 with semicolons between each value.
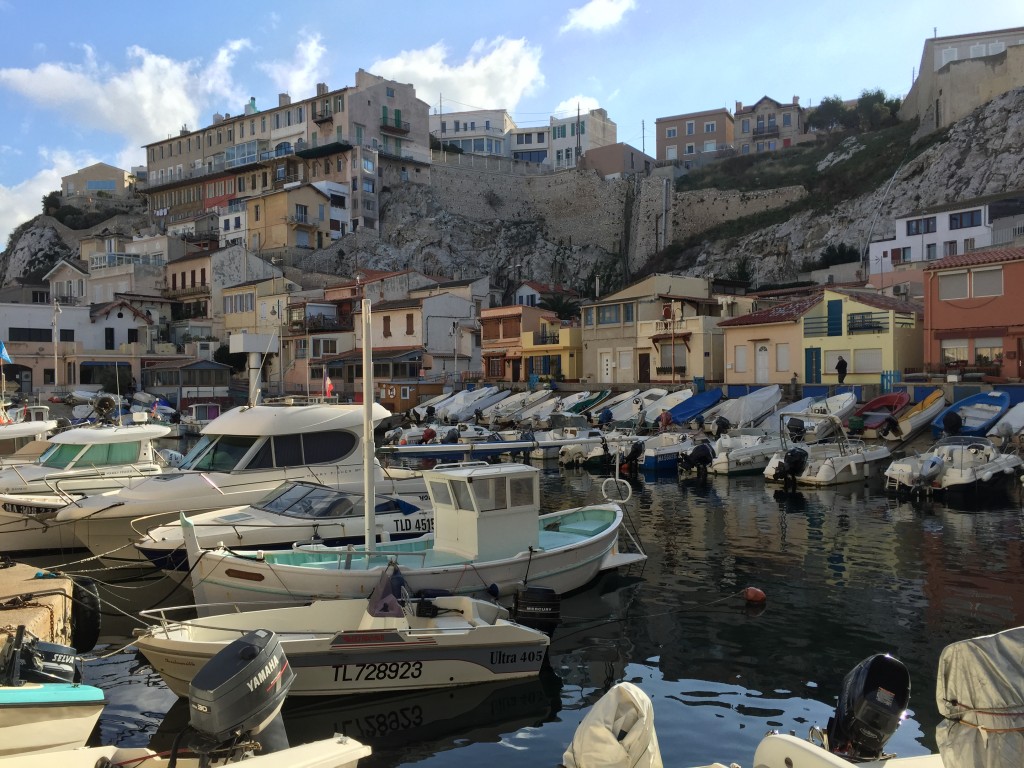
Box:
0;0;1021;249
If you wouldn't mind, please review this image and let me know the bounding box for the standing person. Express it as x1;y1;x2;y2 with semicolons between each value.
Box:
835;355;848;385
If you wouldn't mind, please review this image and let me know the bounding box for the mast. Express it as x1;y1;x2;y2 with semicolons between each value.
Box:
362;298;376;552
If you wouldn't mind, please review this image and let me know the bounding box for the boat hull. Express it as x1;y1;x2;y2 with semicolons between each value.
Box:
0;685;105;756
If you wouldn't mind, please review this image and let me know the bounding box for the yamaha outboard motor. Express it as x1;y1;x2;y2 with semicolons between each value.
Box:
774;446;809;490
786;416;807;443
943;410;963;437
183;629;296;763
679;442;716;476
826;653;910;760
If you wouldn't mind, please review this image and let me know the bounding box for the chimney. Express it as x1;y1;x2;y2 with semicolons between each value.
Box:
279;93;291;107
316;82;328;96
212;112;223;124
735;101;743;113
244;96;257;115
793;95;800;105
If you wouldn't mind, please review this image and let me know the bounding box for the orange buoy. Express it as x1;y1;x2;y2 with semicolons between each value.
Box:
742;586;767;604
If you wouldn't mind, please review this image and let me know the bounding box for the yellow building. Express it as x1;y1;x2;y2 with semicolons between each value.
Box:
521;317;582;382
246;184;332;252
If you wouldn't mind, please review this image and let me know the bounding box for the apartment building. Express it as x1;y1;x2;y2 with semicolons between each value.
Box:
655;108;734;167
61;162;134;202
142;69;430;236
429;109;516;158
579;142;655;179
550;108;616;170
733;96;809;154
901;26;1024;137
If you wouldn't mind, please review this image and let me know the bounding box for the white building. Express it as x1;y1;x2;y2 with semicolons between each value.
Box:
429;109;515;157
550;108;616;170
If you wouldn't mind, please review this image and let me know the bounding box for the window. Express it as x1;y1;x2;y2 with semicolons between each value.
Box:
703;121;716;133
938;271;968;300
685;143;695;155
623;303;634;323
943;240;957;257
583;307;594;326
941;338;968;365
776;343;789;372
734;345;747;373
972;267;1002;297
383;316;391;337
405;313;414;335
685;121;695;135
756;142;764;152
964;237;975;252
741;118;750;133
741;144;750;154
949;209;982;229
487;357;504;377
386;86;395;97
782;112;792;127
974;337;1003;366
666;127;677;138
925;243;937;260
703;140;716;152
666;145;677;160
597;305;620;324
854;348;883;374
223;218;230;232
906;217;937;236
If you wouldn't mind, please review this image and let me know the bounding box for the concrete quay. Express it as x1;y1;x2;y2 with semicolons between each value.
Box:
0;560;74;646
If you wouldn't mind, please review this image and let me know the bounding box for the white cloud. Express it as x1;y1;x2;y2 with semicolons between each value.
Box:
371;38;543;113
0;148;95;248
552;95;602;118
256;34;327;100
560;0;637;33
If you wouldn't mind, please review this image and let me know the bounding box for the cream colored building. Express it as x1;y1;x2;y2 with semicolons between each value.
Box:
481;305;557;383
245;184;332;252
655;108;734;166
61;162;134;201
901;27;1024;137
550;108;616;170
733;97;811;154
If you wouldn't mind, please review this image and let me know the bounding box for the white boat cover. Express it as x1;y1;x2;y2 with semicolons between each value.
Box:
562;682;663;768
935;625;1024;768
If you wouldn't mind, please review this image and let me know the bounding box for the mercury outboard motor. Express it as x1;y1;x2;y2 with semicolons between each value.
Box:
826;653;910;760
943;410;963;437
679;442;716;477
182;629;296;764
786;416;807;443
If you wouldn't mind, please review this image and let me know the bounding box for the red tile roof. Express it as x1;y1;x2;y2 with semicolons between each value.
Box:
829;288;923;316
922;247;1024;271
718;294;822;327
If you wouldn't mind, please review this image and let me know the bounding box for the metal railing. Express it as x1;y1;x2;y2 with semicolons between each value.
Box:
380;117;410;133
531;332;561;345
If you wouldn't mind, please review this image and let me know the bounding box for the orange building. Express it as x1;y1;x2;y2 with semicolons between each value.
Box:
923;247;1024;379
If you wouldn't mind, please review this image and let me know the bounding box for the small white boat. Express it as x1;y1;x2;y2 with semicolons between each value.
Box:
134;574;550;698
562;682;662;768
607;388;667;424
0;626;105;757
0;414;173;554
523;413;603;459
0;406;57;467
181;461;646;612
882;388;945;442
641;389;693;428
489;390;553;425
177;401;222;434
587;389;640;422
764;413;891;488
883;435;1022;496
986;400;1024;447
517;390;593;427
410;391;454;421
436;386;498;423
3;629;373;768
803;392;857;439
557;428;642;468
641;431;696;470
447;388;510;423
697;384;782;432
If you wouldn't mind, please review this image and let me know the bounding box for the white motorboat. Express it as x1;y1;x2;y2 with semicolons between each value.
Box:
134;573;549;698
0;625;106;757
587;389;640;423
0;414;173;554
54;401;426;566
410;391;454;421
986;400;1024;447
882;388;946;442
517;390;593;427
883;435;1022;497
3;629;373;768
802;392;857;439
135;480;433;572
695;384;782;432
182;461;646;613
522;412;603;459
640;431;696;470
607;388;667;425
446;388;510;423
764;413;891;488
389;421;501;446
557;428;643;468
0;406;57;467
176;401;221;435
641;389;693;428
435;386;498;423
488;390;553;425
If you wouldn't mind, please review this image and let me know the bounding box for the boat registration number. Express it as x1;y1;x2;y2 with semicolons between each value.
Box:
333;660;423;682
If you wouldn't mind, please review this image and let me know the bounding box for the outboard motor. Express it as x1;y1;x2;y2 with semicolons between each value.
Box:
826;653;910;760
441;427;460;444
183;629;296;763
943;410;963;437
878;415;901;439
679;442;716;477
689;413;705;430
619;440;645;473
774;446;809;490
918;454;944;483
383;427;403;445
711;416;731;437
2;626;83;685
786;416;807;443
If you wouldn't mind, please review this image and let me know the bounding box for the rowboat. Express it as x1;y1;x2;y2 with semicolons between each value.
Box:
881;388;945;441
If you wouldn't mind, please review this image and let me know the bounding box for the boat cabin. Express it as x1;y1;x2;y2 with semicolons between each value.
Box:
424;462;540;560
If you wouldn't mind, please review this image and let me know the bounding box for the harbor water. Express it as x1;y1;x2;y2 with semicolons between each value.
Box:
27;447;1024;768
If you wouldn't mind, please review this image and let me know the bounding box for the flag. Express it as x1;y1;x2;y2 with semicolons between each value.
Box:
0;341;11;364
325;374;335;397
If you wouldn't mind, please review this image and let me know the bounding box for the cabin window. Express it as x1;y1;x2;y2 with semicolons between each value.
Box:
181;434;259;471
247;430;358;468
40;443;87;469
429;480;452;506
509;476;535;507
475;477;507;512
452;480;475;511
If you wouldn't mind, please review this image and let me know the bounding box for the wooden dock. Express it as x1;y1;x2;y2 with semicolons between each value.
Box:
0;561;74;646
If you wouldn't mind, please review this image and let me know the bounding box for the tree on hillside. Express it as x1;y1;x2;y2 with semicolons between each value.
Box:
819;242;861;267
538;294;581;321
41;191;61;215
856;89;901;131
807;96;850;135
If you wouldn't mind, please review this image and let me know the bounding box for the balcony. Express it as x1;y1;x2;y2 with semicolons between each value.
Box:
296;138;353;160
165;284;211;300
380;117;410;135
312;107;334;125
847;312;889;334
532;331;561;345
287;213;318;228
752;125;780;139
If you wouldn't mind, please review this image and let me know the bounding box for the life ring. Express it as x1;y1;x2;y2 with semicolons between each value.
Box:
70;577;102;653
601;477;632;504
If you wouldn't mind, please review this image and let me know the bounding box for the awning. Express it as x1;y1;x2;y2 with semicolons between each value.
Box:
934;327;1008;340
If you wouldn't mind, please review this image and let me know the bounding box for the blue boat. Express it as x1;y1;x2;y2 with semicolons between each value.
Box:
930;390;1010;438
665;387;723;426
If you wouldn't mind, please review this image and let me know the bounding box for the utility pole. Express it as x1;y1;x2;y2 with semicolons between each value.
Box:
642;120;645;154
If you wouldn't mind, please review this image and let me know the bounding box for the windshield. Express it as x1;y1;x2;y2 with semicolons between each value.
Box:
253;482;413;519
179;434;259;471
39;442;83;469
40;440;142;469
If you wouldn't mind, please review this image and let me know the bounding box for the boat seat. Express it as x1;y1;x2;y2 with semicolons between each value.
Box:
558;519;608;536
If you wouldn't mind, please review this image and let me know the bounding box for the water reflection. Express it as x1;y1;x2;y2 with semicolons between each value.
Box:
24;456;1024;767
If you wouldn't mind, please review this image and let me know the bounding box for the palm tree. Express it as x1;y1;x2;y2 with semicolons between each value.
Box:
538;294;581;321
